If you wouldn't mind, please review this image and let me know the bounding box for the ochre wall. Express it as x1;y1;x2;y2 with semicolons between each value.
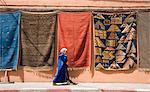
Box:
0;0;150;83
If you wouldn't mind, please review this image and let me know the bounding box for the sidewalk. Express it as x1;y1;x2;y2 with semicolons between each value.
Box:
0;82;150;92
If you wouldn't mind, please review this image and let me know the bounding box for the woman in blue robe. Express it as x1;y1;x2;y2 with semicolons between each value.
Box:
53;48;76;85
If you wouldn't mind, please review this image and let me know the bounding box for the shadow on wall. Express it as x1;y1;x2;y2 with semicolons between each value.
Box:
68;68;136;79
0;66;24;83
1;66;53;82
8;66;25;82
22;66;53;81
68;69;85;78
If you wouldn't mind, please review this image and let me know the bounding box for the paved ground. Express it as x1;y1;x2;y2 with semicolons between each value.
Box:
0;82;150;92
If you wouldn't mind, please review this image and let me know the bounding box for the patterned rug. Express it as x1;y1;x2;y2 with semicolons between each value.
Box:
93;12;137;70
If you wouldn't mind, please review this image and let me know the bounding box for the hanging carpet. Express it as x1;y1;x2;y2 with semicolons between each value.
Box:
0;11;21;69
93;12;137;70
21;11;57;67
58;12;92;69
138;12;150;70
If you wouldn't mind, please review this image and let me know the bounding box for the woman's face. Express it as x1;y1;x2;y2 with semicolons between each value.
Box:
64;50;67;54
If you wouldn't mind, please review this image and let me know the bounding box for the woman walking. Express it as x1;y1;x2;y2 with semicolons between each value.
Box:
53;48;77;85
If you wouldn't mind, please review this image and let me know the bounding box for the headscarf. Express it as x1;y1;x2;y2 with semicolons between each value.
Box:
60;48;67;54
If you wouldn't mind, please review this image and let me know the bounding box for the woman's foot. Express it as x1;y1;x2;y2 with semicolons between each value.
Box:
70;82;78;85
68;80;78;85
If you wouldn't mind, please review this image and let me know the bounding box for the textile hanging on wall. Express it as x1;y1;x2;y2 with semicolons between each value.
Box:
0;11;21;69
21;11;56;67
58;12;92;68
93;12;137;70
138;12;150;70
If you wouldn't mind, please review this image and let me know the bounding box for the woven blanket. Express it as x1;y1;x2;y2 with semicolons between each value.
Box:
0;11;21;69
58;12;92;68
93;12;137;70
21;11;56;67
